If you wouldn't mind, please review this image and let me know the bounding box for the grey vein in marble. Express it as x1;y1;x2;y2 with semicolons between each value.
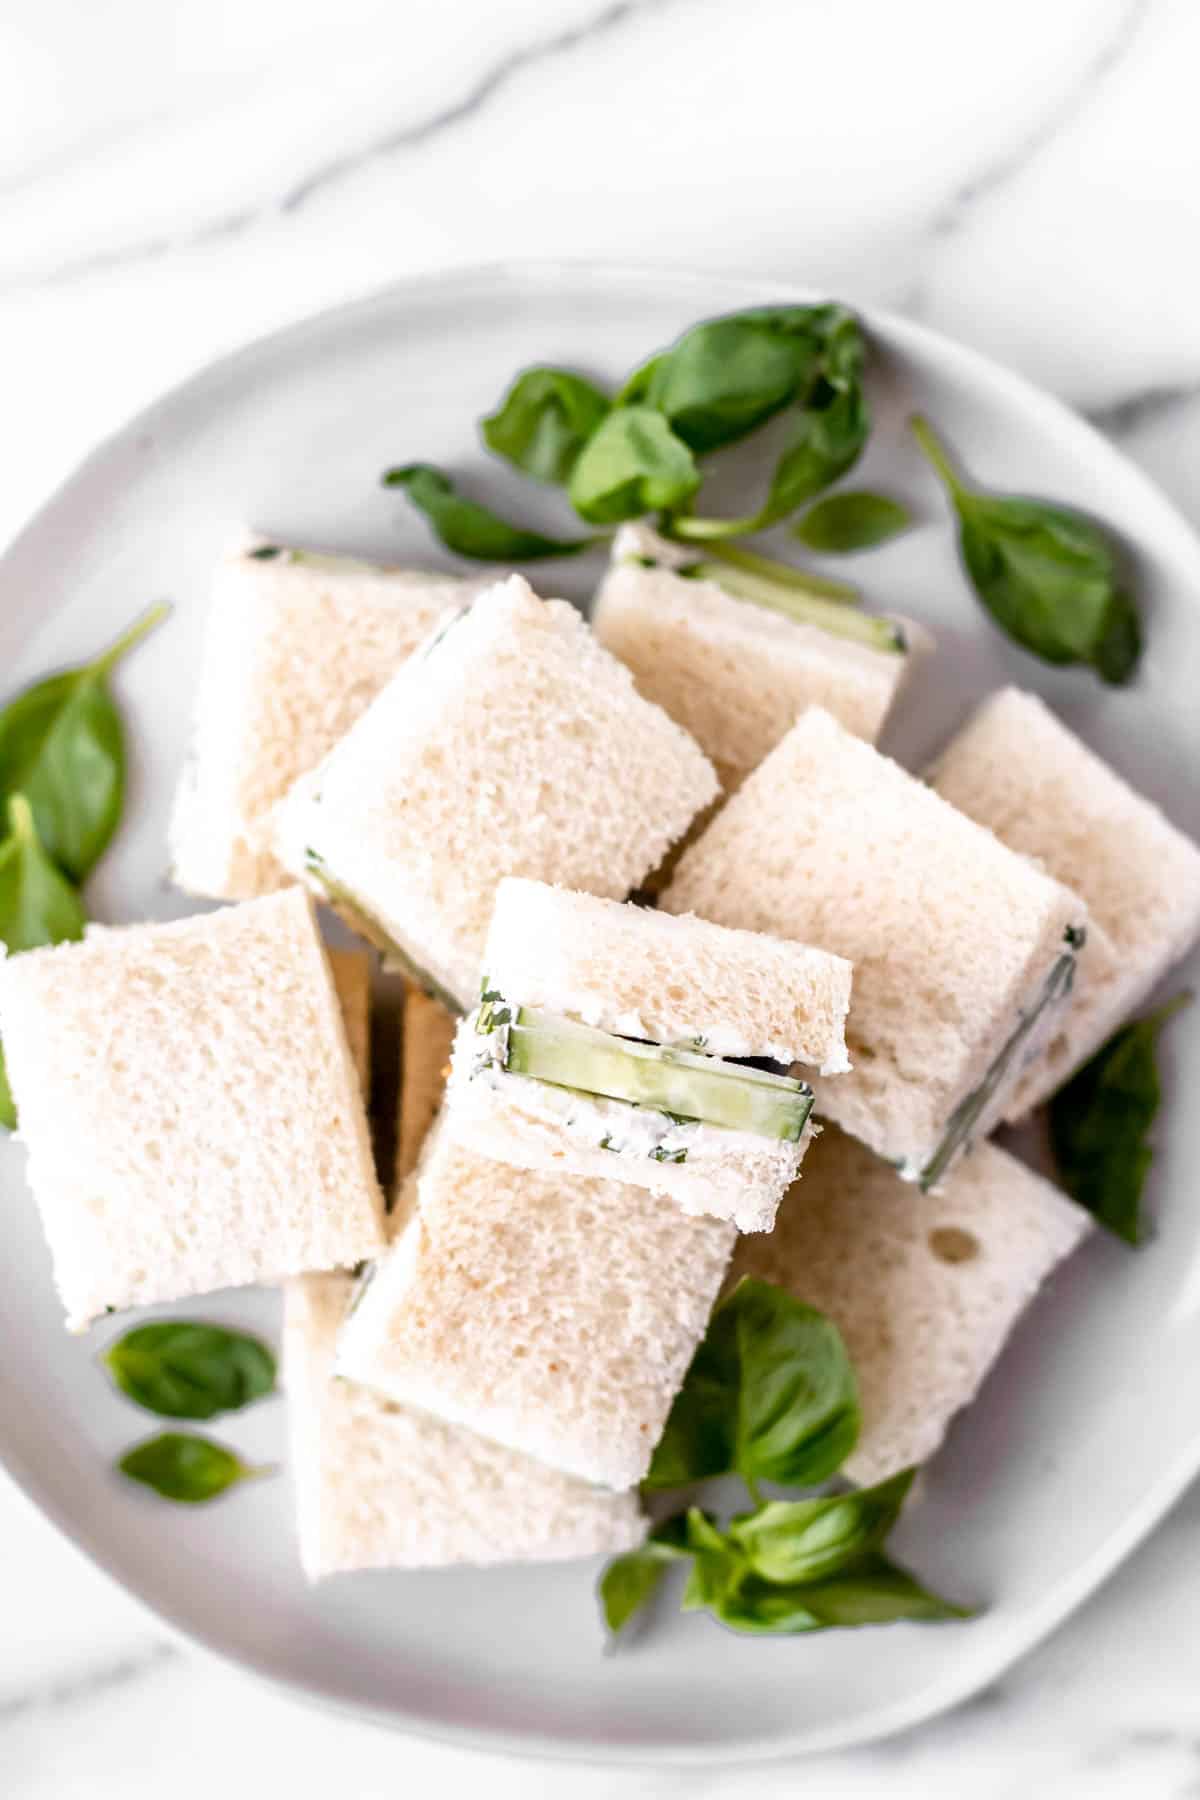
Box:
0;0;681;298
0;1641;175;1725
1086;378;1200;438
903;0;1152;315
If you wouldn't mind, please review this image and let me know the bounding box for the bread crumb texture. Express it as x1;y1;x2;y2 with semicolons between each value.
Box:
732;1127;1090;1482
593;525;915;784
486;876;852;1072
283;1272;644;1576
929;688;1200;1116
279;575;720;1007
337;1130;735;1489
0;889;385;1329
664;707;1089;1167
169;537;483;900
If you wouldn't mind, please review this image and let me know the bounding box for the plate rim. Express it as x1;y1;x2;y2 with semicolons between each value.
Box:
4;256;1200;1765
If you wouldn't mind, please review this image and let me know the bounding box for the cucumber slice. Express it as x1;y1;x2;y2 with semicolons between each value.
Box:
685;559;908;653
917;934;1082;1189
501;1008;813;1142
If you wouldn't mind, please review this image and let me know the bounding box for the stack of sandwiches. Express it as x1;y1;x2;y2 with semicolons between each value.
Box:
2;533;1197;1585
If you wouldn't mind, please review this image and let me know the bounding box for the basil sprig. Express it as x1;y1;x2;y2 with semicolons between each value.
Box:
567;406;701;524
481;368;610;484
119;1432;270;1504
603;1280;970;1642
104;1321;277;1420
382;464;596;560
794;491;912;553
911;415;1141;683
645;1279;860;1496
1049;993;1191;1244
0;604;168;885
0;795;87;1129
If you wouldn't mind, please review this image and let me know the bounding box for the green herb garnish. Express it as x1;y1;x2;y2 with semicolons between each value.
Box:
567;406;701;524
382;464;595;560
644;1279;860;1496
482;368;611;484
0;604;168;884
103;1321;276;1421
793;491;912;553
1049;993;1192;1244
911;415;1141;683
602;1280;969;1643
0;794;87;1129
118;1432;271;1504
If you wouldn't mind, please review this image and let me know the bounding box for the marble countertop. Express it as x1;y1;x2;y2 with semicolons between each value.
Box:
3;0;1200;1793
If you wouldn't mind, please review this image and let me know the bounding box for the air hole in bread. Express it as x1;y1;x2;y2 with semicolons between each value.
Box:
929;1225;980;1265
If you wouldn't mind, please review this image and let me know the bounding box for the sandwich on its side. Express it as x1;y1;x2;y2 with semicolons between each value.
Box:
337;1127;737;1493
662;707;1091;1187
396;987;456;1183
169;535;484;902
591;523;928;788
443;877;852;1231
732;1125;1091;1483
275;574;720;1012
284;961;644;1579
0;889;386;1331
928;688;1200;1115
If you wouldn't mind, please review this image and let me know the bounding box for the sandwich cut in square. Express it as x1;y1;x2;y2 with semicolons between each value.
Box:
284;965;643;1578
591;523;929;788
275;574;720;1013
442;877;853;1231
732;1125;1091;1484
338;1126;738;1493
170;535;486;902
928;687;1200;1115
0;889;386;1332
662;706;1091;1187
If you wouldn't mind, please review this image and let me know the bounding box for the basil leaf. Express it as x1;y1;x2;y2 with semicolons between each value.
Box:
911;415;1141;683
644;1278;860;1491
104;1321;276;1420
1049;993;1191;1244
118;1432;269;1504
616;307;839;454
727;1470;915;1584
756;311;870;520
0;606;168;885
793;491;912;553
598;1514;690;1639
709;1555;971;1635
383;464;595;560
567;407;701;525
481;368;610;484
0;795;87;1129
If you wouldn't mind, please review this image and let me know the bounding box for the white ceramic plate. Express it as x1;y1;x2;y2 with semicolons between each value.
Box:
2;262;1199;1765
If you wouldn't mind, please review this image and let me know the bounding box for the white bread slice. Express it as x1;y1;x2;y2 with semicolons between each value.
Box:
275;574;720;1010
169;535;485;901
592;524;927;788
325;947;372;1089
445;1018;812;1232
0;889;386;1331
929;688;1200;1115
284;961;643;1577
285;1273;644;1576
662;707;1091;1183
732;1126;1091;1483
397;987;456;1183
483;877;853;1072
337;1125;736;1491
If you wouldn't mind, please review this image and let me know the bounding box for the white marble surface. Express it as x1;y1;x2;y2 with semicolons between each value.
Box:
3;0;1200;1792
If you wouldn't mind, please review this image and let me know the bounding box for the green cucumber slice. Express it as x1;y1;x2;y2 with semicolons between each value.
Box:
917;933;1082;1189
502;1008;813;1142
684;559;907;653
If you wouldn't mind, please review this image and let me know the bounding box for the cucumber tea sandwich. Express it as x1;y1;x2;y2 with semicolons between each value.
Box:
443;877;853;1231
